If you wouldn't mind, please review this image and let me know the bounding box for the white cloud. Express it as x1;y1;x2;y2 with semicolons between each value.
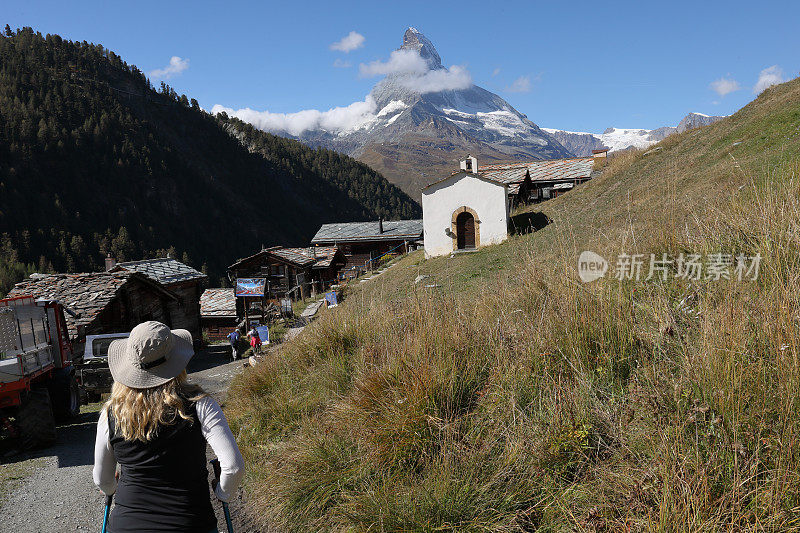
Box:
333;58;351;68
359;49;429;77
149;56;189;79
330;31;365;53
403;65;471;93
505;75;531;93
492;67;501;77
709;77;740;97
358;49;472;94
211;97;379;137
753;65;785;94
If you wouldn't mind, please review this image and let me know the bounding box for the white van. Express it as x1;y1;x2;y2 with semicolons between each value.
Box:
75;333;128;401
82;333;129;361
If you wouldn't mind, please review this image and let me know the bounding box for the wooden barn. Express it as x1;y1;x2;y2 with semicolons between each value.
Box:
479;157;596;207
227;246;346;319
109;257;207;340
199;288;238;342
310;219;423;274
7;272;183;352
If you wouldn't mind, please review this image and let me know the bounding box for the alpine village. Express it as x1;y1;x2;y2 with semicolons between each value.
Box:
1;5;800;532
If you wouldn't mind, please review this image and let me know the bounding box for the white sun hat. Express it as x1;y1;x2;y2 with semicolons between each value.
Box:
108;321;195;389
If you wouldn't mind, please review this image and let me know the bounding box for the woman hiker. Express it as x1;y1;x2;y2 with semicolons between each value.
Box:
93;321;245;532
249;328;262;356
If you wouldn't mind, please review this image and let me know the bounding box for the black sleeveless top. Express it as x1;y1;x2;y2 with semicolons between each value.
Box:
107;399;216;533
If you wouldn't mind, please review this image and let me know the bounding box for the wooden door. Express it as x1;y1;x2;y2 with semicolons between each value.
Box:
456;211;476;249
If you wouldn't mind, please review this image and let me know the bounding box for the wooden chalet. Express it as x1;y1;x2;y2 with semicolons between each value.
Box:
109;257;207;339
310;219;423;273
7;272;183;352
227;246;346;319
199;288;237;342
479;158;596;207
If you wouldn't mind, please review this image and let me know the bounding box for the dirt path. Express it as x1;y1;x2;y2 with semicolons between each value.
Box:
0;345;265;532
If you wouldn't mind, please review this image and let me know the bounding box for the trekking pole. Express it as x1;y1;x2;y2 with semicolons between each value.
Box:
210;459;234;533
101;493;113;533
222;501;234;533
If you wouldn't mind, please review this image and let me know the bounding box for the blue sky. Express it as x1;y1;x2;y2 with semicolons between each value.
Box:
6;0;799;132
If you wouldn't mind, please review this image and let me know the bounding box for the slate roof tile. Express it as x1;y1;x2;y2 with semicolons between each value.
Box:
6;272;174;336
200;288;237;318
479;157;595;186
311;220;423;244
228;246;343;271
114;258;206;285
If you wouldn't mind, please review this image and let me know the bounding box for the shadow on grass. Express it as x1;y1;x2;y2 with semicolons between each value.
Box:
510;210;551;235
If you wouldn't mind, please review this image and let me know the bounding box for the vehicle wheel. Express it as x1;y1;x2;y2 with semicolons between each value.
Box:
18;388;57;450
51;375;81;421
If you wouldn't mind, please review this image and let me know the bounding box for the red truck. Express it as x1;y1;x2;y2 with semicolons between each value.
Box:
0;295;81;449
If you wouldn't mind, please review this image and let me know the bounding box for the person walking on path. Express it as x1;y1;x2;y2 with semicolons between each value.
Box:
249;329;262;356
227;329;240;361
93;321;245;533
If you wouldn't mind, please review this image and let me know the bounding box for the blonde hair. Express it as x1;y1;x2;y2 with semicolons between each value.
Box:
105;371;207;442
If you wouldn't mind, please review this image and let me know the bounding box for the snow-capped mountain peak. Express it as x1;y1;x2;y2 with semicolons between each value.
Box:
543;112;727;156
401;27;442;70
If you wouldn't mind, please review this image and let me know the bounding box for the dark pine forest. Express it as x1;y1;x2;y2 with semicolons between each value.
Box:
0;26;420;294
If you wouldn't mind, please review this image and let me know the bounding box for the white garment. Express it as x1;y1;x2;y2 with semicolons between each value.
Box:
93;396;245;502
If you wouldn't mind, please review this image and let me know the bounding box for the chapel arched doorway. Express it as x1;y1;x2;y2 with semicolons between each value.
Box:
456;210;476;249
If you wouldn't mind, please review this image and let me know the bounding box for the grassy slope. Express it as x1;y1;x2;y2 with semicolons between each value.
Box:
228;77;800;532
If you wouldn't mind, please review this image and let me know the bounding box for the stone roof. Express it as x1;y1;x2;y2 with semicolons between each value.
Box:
269;248;316;267
479;158;595;186
311;220;423;244
200;288;237;318
308;247;340;269
112;257;207;286
425;157;595;193
228;246;344;271
7;272;175;337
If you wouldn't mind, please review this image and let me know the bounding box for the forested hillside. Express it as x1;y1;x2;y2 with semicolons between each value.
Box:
0;27;420;294
220;117;419;221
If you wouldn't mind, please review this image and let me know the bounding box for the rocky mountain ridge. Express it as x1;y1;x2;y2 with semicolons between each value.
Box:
543;112;726;156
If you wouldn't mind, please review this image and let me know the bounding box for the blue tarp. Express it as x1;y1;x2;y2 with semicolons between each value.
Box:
255;325;270;345
324;291;339;307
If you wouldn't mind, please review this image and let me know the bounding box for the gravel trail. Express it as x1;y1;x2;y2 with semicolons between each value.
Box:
0;345;265;532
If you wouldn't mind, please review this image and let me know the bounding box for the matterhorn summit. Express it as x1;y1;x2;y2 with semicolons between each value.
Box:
401;27;443;70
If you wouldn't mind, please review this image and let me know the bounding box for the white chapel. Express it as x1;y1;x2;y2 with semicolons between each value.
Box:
421;156;510;258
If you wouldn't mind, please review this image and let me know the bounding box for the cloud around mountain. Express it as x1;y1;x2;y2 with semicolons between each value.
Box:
212;96;379;137
213;33;472;136
358;48;472;93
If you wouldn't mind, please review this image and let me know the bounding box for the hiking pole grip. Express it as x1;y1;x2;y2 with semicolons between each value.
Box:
209;459;233;533
210;458;222;482
210;459;234;532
